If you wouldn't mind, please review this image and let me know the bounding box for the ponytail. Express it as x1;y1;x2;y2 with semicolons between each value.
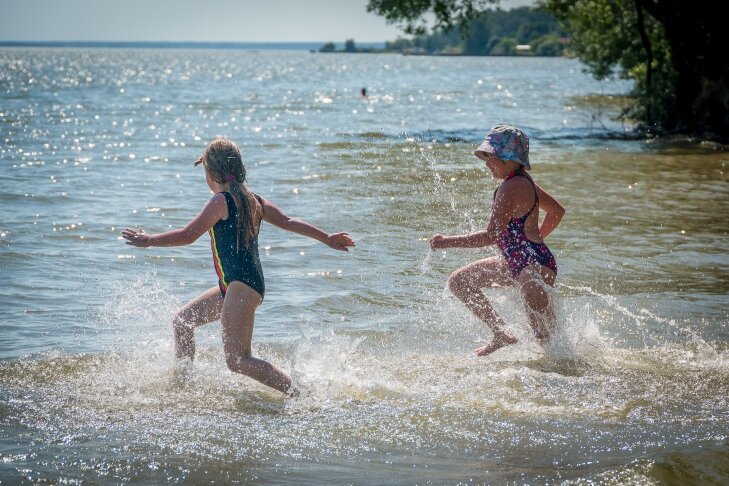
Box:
228;179;257;251
196;138;258;251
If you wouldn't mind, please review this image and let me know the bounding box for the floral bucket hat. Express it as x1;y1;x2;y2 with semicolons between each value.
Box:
474;124;530;170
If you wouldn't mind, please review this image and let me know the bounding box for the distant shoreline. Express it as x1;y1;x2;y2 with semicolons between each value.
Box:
0;40;386;51
0;40;567;58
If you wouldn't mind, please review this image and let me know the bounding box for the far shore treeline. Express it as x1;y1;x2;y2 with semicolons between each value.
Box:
320;6;568;56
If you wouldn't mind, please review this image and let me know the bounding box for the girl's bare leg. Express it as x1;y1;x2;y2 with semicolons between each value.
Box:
172;286;224;360
220;281;295;396
448;256;518;356
517;264;556;343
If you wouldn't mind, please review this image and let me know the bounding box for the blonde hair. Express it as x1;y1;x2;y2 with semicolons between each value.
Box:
195;138;259;249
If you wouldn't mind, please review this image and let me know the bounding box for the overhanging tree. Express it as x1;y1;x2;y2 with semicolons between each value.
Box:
367;0;729;142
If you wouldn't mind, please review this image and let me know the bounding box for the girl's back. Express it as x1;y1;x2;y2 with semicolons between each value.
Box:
496;173;543;244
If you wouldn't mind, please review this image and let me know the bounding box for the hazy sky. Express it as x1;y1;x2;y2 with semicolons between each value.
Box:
0;0;533;43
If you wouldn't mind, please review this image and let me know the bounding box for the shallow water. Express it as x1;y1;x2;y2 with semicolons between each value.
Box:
1;48;728;484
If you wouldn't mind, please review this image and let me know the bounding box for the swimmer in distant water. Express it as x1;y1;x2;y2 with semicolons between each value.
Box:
122;138;355;396
360;87;367;98
429;124;564;356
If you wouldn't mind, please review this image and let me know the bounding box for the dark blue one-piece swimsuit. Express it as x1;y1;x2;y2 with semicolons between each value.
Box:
208;192;265;299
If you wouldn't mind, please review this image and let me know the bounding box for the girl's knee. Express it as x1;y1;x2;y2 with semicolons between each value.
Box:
447;270;468;294
521;284;554;318
172;314;192;332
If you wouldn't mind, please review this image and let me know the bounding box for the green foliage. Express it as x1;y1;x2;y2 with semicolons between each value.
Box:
319;42;336;53
383;7;568;56
540;0;674;129
489;37;517;56
318;39;382;54
533;34;566;56
367;0;498;35
463;18;492;55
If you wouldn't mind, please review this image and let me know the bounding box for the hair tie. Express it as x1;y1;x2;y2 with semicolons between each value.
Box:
225;174;236;182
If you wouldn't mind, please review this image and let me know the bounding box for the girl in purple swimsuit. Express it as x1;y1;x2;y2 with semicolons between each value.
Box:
430;124;565;356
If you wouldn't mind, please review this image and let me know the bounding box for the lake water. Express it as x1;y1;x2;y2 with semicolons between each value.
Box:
1;48;727;484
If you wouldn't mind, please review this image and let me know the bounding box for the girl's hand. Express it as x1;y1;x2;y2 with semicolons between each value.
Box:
326;232;355;251
429;234;448;250
122;228;152;247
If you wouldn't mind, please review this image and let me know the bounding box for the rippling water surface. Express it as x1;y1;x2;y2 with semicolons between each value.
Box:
1;48;727;484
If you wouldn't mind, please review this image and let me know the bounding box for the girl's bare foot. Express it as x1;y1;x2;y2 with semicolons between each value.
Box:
474;333;518;356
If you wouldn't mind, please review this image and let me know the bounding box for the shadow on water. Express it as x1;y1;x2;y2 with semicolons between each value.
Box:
353;125;649;145
353;125;729;148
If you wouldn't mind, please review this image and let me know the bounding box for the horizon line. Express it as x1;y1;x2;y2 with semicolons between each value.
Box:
0;40;390;47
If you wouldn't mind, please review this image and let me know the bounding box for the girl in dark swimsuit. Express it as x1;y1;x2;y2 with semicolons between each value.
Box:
122;138;355;396
430;125;565;356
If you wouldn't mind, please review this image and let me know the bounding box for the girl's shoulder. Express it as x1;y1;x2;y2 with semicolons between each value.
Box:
203;192;231;221
499;173;533;194
209;192;234;214
210;192;231;206
211;191;230;201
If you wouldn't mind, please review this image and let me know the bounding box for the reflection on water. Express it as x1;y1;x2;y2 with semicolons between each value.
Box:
1;48;727;483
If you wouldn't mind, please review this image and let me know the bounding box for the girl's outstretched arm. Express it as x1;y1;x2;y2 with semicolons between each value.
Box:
259;197;355;251
534;184;565;239
122;194;228;247
429;230;493;250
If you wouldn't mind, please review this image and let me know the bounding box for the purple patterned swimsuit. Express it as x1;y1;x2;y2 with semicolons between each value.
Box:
496;172;557;278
